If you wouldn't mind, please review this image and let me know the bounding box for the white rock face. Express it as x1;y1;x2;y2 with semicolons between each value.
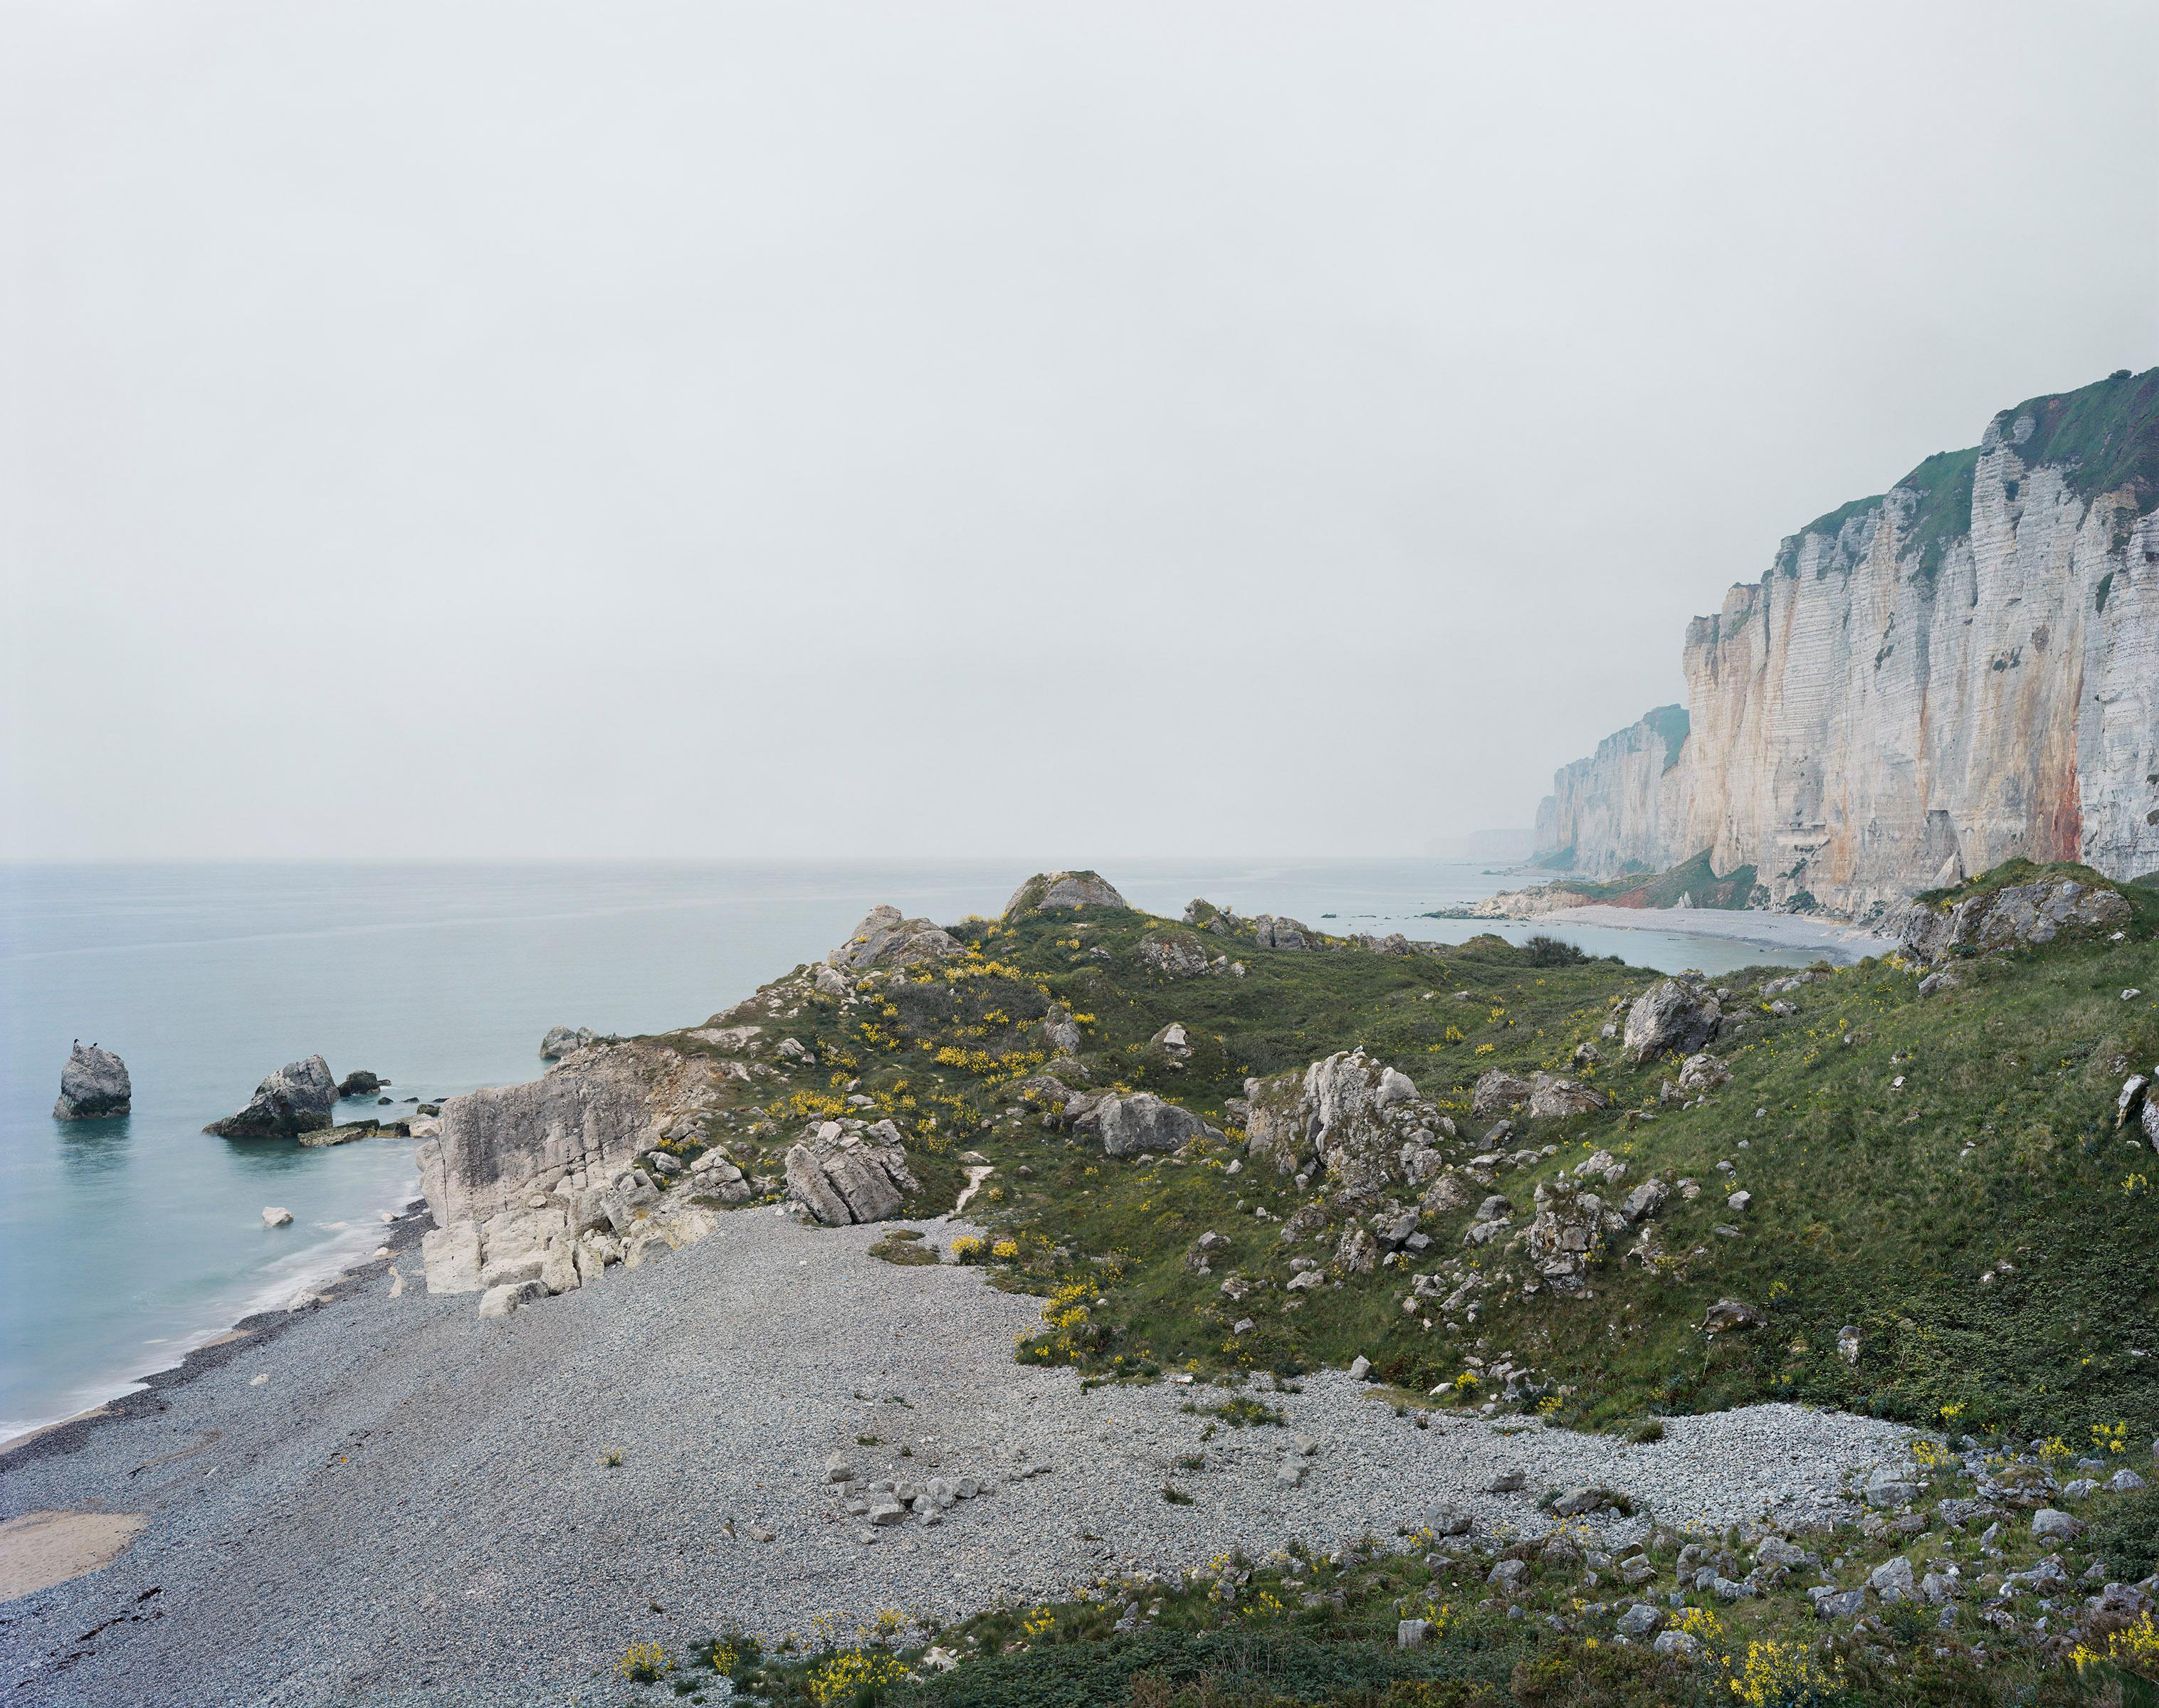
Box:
416;1041;718;1228
1530;374;2159;916
1532;707;1693;877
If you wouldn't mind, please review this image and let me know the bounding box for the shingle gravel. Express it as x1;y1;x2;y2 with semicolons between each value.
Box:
0;1208;1911;1707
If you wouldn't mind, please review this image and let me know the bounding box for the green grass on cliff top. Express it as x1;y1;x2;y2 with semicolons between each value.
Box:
1772;364;2157;579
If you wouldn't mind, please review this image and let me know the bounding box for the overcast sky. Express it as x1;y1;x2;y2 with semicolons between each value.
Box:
4;1;2154;860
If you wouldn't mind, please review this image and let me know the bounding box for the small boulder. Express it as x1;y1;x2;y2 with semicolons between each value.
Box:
2034;1507;2084;1541
53;1043;131;1120
477;1280;545;1318
261;1206;293;1228
1615;1603;1662;1639
539;1025;597;1059
1703;1297;1763;1333
337;1069;384;1097
1487;1559;1530;1594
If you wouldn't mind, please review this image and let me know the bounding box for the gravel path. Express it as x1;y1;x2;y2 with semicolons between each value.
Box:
0;1208;1911;1707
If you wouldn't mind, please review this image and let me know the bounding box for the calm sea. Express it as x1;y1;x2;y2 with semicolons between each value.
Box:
0;858;1809;1440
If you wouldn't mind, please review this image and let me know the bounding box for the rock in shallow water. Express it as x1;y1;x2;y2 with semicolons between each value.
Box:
53;1043;131;1120
206;1056;340;1139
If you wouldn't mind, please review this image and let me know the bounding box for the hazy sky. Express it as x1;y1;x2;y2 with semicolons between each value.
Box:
5;2;2155;860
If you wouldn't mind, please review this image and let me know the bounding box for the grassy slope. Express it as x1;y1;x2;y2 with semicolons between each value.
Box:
655;868;2159;1445
615;868;2159;1708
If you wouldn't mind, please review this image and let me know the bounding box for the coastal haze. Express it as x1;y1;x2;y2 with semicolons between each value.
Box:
5;8;2159;1706
6;2;2157;860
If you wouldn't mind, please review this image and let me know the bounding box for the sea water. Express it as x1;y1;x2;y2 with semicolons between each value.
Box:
0;858;1811;1441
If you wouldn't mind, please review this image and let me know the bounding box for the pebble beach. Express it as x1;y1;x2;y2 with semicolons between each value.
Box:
1;1204;1914;1707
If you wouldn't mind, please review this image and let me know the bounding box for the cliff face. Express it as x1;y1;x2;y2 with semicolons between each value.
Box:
1530;369;2159;917
1530;706;1692;877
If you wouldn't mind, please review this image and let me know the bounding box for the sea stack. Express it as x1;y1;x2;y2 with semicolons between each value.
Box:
53;1043;132;1120
206;1056;340;1139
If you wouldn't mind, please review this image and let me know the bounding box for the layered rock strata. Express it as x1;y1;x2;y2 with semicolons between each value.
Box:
1529;370;2159;916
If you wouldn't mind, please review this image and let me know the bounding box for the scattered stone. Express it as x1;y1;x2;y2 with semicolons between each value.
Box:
2034;1508;2084;1541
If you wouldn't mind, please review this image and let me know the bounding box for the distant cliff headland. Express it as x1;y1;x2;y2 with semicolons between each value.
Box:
1529;367;2159;921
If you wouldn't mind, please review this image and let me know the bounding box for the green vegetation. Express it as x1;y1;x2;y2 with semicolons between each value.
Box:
1531;848;1758;911
650;1455;2159;1705
1769;367;2155;587
599;862;2159;1708
638;863;2159;1449
2009;367;2159;505
1642;703;1690;771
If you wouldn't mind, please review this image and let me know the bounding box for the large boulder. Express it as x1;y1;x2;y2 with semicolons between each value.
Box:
53;1043;130;1120
1088;1093;1221;1159
1622;981;1721;1065
1003;871;1128;917
784;1119;918;1224
1889;875;2133;964
205;1056;340;1139
826;906;965;971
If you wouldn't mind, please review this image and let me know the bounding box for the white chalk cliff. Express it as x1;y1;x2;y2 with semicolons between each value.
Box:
1530;369;2159;917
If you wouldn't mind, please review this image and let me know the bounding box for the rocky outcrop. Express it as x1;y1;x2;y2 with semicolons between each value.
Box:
337;1069;383;1097
416;1040;721;1228
1528;370;2159;915
826;906;964;971
53;1043;130;1120
1886;875;2133;963
1244;1050;1449;1201
1004;871;1128;916
205;1056;340;1139
784;1119;918;1224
